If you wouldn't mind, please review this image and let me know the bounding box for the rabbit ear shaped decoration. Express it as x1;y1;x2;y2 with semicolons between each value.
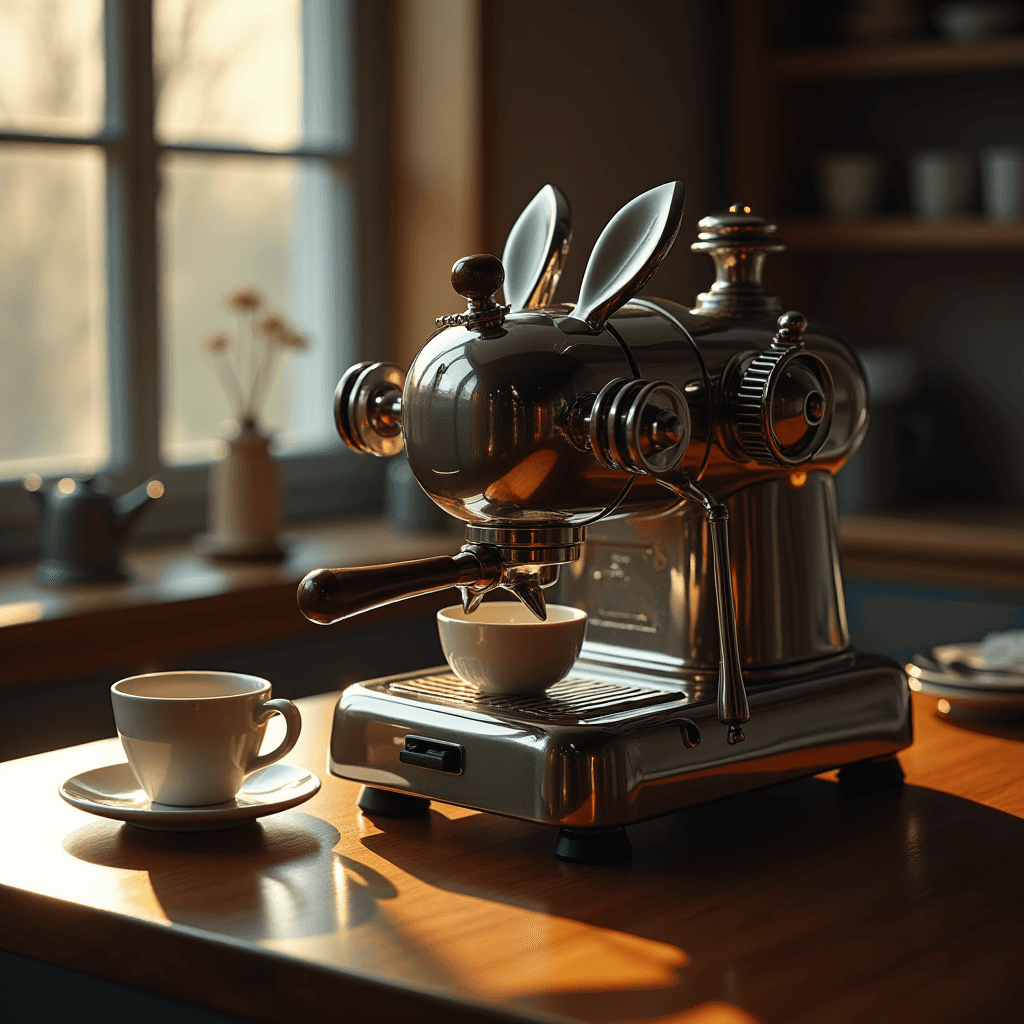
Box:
501;184;572;312
567;181;685;332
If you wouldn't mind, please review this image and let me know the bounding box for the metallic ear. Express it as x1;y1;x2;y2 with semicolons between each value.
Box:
568;181;685;332
501;184;572;311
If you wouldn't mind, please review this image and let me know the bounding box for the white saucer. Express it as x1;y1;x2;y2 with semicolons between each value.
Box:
930;642;1024;688
59;762;321;831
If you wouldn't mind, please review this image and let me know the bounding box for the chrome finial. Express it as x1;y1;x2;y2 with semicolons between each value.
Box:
691;204;785;316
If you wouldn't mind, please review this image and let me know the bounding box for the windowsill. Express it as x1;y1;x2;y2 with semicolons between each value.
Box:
0;516;460;690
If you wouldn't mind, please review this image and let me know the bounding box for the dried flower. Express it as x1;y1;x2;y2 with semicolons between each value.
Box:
200;290;311;427
227;288;262;311
278;329;309;350
258;314;287;337
205;332;230;353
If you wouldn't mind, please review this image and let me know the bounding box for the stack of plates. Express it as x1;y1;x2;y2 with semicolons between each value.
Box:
907;642;1024;718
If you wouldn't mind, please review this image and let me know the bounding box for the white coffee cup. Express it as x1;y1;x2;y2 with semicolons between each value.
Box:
437;602;588;695
110;671;301;806
981;146;1024;222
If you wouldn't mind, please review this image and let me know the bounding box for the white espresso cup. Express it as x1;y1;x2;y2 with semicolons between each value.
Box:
437;602;588;695
110;671;301;806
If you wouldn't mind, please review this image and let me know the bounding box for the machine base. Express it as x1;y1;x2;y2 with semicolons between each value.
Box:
330;653;912;849
357;785;431;818
553;827;633;864
837;755;906;798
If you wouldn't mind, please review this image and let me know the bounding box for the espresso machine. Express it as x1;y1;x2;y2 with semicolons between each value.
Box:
297;182;911;863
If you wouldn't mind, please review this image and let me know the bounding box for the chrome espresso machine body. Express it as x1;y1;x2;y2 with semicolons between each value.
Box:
297;182;911;862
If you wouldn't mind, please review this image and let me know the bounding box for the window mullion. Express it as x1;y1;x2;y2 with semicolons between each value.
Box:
104;0;160;486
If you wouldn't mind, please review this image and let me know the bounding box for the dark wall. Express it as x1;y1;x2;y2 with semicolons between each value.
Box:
482;0;727;308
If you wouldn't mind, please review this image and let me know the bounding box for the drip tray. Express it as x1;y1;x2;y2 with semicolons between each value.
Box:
385;672;683;723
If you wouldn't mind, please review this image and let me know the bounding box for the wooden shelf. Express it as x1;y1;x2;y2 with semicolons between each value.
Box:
841;512;1024;592
771;35;1024;81
780;216;1024;253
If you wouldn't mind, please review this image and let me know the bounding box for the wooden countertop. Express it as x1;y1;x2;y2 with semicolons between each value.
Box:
1;690;1021;1024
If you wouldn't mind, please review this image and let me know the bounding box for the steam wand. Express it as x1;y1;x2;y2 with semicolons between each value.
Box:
584;376;750;744
658;478;749;744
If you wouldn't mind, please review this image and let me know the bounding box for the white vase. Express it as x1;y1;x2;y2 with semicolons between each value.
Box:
201;422;283;559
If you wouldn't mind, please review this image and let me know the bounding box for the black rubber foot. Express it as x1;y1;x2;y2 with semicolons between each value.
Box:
838;756;905;798
357;786;430;818
553;827;632;864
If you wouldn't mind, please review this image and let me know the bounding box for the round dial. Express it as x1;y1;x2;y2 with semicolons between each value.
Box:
734;312;835;467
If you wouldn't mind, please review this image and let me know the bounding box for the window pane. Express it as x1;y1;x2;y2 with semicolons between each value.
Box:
0;146;108;478
154;0;302;150
0;0;104;136
160;152;348;465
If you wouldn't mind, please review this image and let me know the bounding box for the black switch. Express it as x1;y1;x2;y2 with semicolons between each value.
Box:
399;735;463;774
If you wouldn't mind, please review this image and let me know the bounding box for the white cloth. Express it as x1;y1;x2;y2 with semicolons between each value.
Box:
979;629;1024;671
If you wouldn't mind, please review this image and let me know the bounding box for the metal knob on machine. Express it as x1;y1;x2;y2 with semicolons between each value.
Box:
581;377;691;476
734;311;835;467
333;361;405;457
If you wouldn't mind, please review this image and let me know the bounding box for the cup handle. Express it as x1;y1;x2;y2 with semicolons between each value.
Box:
246;698;302;773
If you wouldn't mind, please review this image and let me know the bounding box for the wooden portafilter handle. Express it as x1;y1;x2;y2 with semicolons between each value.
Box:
297;549;493;625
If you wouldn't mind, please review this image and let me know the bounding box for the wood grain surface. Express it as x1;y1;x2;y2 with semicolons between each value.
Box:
0;690;1021;1024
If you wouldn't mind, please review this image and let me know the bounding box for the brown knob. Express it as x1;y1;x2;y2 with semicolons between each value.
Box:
296;568;348;625
451;254;504;302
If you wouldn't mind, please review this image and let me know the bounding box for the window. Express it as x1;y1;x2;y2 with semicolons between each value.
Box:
0;0;386;555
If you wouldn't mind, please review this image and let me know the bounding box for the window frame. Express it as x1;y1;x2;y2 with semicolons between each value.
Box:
0;0;388;558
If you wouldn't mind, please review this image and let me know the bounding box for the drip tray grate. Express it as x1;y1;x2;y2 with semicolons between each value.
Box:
386;673;681;722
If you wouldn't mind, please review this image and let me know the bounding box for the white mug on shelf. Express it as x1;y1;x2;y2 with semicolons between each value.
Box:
909;150;974;220
980;146;1024;222
934;1;1021;41
815;151;886;219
